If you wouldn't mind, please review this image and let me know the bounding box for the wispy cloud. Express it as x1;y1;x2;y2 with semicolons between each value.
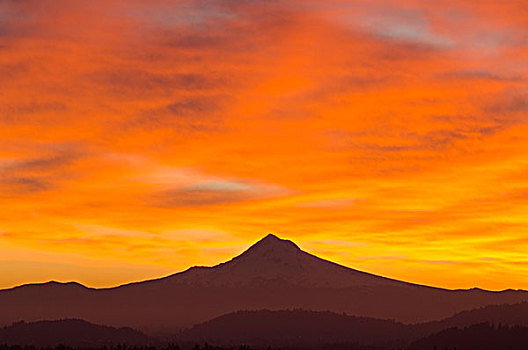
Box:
153;179;287;207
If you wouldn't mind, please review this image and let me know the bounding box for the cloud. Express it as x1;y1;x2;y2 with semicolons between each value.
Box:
0;176;49;195
305;239;368;248
163;96;224;116
161;228;234;243
88;69;231;99
185;180;253;193
1;143;85;173
118;95;229;134
370;13;451;47
10;152;80;173
0;101;68;124
336;3;452;48
127;1;236;28
419;259;466;265
485;90;528;114
438;70;520;82
153;179;284;207
298;198;356;208
74;224;153;238
0;143;86;196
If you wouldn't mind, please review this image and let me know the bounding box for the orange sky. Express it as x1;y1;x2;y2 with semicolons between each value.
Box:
1;0;528;291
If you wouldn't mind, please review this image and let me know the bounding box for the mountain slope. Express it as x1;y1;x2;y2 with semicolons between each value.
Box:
1;234;527;332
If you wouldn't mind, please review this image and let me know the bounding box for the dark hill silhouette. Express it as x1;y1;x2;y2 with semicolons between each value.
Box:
179;309;410;347
3;305;528;349
0;319;150;347
441;301;528;326
409;322;528;350
414;301;528;336
178;305;528;348
1;234;527;332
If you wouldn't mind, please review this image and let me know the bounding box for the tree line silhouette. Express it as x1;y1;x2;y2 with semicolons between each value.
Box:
2;309;528;349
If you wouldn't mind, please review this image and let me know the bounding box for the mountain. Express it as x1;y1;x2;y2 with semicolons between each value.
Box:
162;234;405;288
1;234;527;332
0;319;150;347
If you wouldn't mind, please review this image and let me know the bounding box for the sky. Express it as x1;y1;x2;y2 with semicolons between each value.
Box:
0;0;527;291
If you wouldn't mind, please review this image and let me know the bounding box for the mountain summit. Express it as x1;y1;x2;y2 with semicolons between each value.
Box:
160;234;408;288
241;233;301;256
230;233;303;266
